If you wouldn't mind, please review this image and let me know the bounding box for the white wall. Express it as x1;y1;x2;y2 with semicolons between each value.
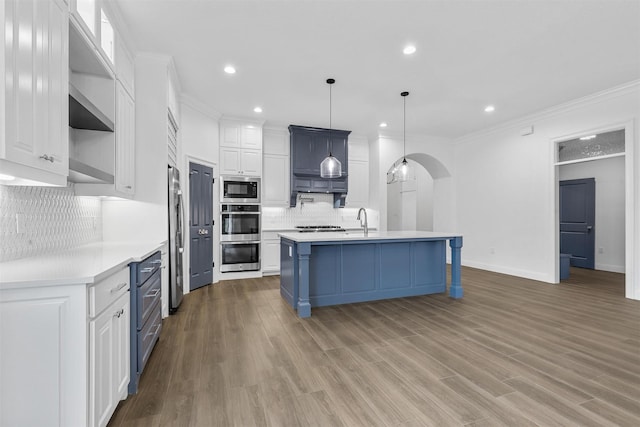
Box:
559;156;625;273
102;54;172;243
386;162;434;231
371;133;455;232
179;97;221;289
453;82;639;300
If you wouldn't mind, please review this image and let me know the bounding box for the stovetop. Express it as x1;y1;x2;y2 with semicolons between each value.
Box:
296;225;346;233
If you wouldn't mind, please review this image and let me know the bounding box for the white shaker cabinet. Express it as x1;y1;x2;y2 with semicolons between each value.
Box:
0;265;130;427
89;289;129;427
262;154;289;206
219;119;263;176
261;231;281;275
0;283;87;427
220;147;262;176
0;0;69;186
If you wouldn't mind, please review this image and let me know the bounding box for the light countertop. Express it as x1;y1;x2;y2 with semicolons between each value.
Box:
0;241;166;289
278;230;461;243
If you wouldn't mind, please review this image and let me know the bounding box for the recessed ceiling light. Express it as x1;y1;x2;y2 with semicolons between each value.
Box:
484;105;495;113
403;45;416;55
224;65;236;74
253;107;262;113
579;135;596;140
379;122;388;128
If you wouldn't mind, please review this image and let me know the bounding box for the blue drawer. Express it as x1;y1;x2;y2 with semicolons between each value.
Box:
137;300;162;372
136;269;161;329
136;251;161;286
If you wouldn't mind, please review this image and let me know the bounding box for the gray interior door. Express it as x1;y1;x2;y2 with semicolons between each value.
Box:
560;178;595;269
189;162;214;290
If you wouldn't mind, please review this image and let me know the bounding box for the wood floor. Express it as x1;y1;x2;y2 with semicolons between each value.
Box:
108;267;640;427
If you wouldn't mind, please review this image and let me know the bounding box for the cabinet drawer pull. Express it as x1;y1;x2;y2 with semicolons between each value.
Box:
39;154;55;163
125;185;132;189
146;323;161;338
151;259;162;265
114;308;124;318
110;282;128;293
140;267;154;273
147;289;160;298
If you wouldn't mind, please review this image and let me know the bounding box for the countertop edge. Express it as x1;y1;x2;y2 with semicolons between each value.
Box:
0;241;166;290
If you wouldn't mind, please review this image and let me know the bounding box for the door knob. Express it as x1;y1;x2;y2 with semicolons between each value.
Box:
587;226;593;232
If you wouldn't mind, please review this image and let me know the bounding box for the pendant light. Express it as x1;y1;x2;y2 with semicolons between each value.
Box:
320;78;342;178
398;91;410;182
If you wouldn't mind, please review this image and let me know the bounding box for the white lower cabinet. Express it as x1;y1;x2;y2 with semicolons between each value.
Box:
0;284;87;427
262;232;281;274
90;290;129;427
0;266;130;427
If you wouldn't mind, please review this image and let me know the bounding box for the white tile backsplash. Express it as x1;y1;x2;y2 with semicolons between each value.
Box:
0;185;102;262
262;193;378;230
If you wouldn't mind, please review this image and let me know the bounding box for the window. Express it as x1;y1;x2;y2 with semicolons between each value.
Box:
557;129;625;163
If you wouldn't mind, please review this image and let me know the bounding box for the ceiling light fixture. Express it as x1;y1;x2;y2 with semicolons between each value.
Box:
403;45;416;55
484;105;495;113
253;107;262;113
398;91;411;182
379;122;388;128
320;78;342;179
224;65;236;74
386;92;411;184
579;135;596;140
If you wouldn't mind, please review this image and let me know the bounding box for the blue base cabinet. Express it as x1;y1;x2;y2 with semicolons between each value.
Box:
128;251;162;394
280;235;463;318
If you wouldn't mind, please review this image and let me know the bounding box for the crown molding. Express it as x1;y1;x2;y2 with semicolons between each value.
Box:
180;94;222;120
455;79;640;145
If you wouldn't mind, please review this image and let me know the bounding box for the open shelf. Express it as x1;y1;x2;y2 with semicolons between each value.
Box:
69;83;114;132
68;158;114;184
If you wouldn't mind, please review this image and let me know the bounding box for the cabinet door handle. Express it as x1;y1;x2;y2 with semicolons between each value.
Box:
114;308;124;318
39;154;55;163
147;289;160;298
140;267;154;273
125;185;132;189
110;282;128;293
151;259;162;265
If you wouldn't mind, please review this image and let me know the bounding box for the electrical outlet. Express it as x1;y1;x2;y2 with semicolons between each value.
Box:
490;247;495;254
15;213;24;235
598;247;604;254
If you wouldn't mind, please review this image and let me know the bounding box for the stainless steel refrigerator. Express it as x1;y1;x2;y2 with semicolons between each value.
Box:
168;165;184;313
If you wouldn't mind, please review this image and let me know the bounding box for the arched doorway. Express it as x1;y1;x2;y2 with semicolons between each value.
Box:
385;153;451;231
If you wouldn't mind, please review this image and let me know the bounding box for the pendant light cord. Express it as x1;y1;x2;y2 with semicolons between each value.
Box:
403;95;406;160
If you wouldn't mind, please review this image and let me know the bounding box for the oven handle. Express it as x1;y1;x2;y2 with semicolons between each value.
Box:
220;212;261;215
221;241;261;245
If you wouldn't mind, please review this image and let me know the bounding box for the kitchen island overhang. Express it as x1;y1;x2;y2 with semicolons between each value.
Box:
279;231;463;318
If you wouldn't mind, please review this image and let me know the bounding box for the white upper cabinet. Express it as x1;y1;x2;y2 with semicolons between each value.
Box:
220;119;263;176
69;0;114;70
346;135;369;207
114;35;134;98
262;128;290;206
0;0;69;186
263;128;289;156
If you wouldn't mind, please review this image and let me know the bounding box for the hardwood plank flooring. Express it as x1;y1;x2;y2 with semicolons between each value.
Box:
108;267;640;427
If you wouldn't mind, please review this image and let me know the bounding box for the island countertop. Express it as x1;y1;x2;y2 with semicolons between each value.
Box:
278;230;462;243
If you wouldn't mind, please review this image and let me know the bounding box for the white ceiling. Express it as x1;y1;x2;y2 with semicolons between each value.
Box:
112;0;640;139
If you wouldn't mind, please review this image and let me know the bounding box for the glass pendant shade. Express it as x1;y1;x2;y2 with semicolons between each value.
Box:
398;158;409;182
320;153;342;178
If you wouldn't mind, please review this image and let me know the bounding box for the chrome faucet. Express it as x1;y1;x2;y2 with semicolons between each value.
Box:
357;207;368;235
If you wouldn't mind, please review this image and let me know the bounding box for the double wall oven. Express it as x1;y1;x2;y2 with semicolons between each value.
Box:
220;176;261;272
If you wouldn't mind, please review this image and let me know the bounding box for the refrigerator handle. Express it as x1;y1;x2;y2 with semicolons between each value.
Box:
177;190;185;253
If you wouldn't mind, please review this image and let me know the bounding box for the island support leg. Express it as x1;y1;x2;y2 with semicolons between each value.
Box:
297;242;312;318
449;237;463;298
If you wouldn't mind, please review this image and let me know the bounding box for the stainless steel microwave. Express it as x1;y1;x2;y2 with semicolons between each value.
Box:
220;176;260;203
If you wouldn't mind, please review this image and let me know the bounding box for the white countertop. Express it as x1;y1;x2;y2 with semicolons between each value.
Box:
0;241;166;289
278;230;461;243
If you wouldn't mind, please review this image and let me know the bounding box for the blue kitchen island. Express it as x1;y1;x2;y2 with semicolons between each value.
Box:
279;231;463;318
